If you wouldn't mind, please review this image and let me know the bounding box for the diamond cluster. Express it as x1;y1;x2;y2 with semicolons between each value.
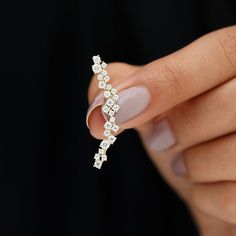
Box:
92;55;120;169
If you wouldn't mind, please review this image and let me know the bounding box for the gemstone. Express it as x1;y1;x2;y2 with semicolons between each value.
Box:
111;88;117;94
112;94;119;100
106;84;112;90
112;104;120;112
98;81;106;89
100;140;110;149
112;124;119;132
92;64;101;74
102;70;108;76
104;75;110;82
92;55;101;64
106;98;115;107
102;105;110;114
97;74;103;81
104;121;113;130
111;124;119;133
108;110;115;116
104;90;111;98
108;135;117;144
109;116;116;123
98;148;105;155
103;129;111;137
93;161;102;169
101;154;107;161
94;153;100;160
101;62;107;69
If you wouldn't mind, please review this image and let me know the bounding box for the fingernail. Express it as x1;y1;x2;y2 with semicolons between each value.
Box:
115;86;150;124
171;153;187;176
86;94;104;129
147;119;176;153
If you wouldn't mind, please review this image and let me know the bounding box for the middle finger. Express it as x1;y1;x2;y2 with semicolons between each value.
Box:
147;78;236;153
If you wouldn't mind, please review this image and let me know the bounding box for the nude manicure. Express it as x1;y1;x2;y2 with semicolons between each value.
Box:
147;119;176;153
115;86;150;124
86;86;150;128
86;94;104;128
171;153;187;176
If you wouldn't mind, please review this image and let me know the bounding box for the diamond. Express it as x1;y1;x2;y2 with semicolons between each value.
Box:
102;70;108;76
104;75;110;82
94;160;102;169
108;110;115;116
112;104;120;112
94;153;100;160
103;129;111;137
108;135;117;144
100;140;110;149
101;154;107;161
92;64;101;74
101;62;107;69
111;88;117;94
97;74;103;81
106;84;112;90
109;117;116;123
111;124;119;133
104;121;113;130
98;81;106;89
102;105;110;114
106;98;115;107
104;90;111;98
92;55;101;64
99;148;105;155
112;94;119;100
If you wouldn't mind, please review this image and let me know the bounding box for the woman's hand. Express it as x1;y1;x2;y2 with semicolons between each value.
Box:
87;26;236;236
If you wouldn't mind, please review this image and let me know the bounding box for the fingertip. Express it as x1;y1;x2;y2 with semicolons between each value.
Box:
87;106;106;139
86;94;104;129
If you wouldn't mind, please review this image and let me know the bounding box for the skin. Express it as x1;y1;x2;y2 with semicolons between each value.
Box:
87;26;236;236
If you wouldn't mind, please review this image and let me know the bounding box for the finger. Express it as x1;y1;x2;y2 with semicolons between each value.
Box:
88;62;139;103
110;26;236;128
184;133;236;183
86;62;139;139
145;77;236;154
88;105;124;138
193;182;236;224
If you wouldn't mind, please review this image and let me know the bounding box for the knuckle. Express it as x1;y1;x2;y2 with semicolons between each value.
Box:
141;65;164;97
178;102;198;130
214;26;236;70
143;59;191;98
161;60;191;94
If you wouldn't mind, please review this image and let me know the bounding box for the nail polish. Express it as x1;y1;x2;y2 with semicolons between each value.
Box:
86;94;104;128
171;153;187;176
147;119;176;153
115;86;150;124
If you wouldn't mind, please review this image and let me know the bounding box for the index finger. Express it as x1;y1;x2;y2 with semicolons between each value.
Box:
111;26;236;128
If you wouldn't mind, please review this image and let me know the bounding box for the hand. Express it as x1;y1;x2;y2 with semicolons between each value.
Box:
87;26;236;236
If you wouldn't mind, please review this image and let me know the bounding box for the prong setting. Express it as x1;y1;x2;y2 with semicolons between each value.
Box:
92;55;120;169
